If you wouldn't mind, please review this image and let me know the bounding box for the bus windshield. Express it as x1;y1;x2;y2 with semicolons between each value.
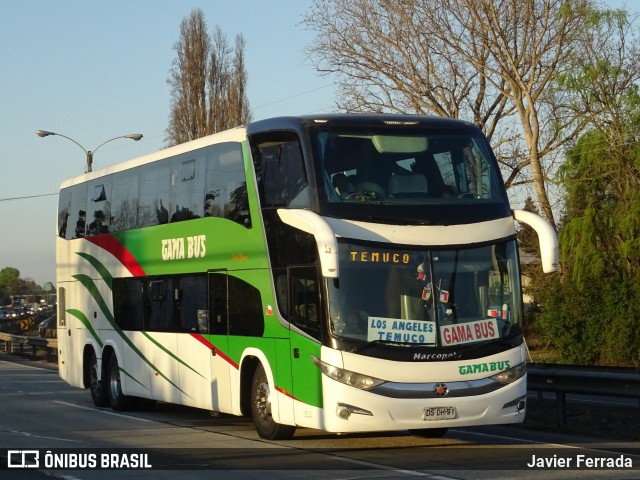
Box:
315;128;505;207
328;240;522;347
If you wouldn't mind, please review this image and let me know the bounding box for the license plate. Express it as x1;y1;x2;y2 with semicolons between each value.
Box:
423;406;456;421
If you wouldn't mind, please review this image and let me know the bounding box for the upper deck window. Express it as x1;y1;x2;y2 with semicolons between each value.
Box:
317;130;502;205
251;131;309;208
304;121;510;225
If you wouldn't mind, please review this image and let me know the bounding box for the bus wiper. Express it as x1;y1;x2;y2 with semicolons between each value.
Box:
350;340;436;354
462;334;521;353
350;340;387;353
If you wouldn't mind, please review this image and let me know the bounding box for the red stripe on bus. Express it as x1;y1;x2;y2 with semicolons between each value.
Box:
190;333;239;370
275;386;299;401
85;235;146;277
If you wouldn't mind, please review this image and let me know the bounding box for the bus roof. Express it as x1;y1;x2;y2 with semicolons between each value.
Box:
246;114;477;135
59;125;247;189
59;113;479;189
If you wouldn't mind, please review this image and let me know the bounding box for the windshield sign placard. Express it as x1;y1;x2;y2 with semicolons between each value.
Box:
367;317;436;344
440;318;499;346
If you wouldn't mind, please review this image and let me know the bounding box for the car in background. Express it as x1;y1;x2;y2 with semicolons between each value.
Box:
38;314;57;338
0;307;9;321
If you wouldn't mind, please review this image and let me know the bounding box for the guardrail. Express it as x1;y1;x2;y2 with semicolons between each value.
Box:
0;332;57;360
527;363;640;429
1;329;638;430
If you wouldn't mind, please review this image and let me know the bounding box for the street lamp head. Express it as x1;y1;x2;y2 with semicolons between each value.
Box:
36;130;144;173
36;130;56;138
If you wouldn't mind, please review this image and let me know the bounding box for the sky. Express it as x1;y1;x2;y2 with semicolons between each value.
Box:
0;1;633;288
0;1;337;286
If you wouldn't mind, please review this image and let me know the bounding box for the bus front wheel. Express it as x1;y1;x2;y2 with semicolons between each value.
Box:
250;364;295;440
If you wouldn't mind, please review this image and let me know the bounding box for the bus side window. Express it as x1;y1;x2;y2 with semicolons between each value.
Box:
252;133;309;208
205;142;251;228
113;278;144;331
147;279;177;332
111;171;139;232
228;275;264;337
139;163;171;228
176;274;208;333
67;183;88;239
171;157;205;222
208;272;264;337
208;272;228;335
58;189;71;238
289;266;321;340
87;181;111;236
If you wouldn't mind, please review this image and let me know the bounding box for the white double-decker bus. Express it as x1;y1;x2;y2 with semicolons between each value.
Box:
56;114;557;439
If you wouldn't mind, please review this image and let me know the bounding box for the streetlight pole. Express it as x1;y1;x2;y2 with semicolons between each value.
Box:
36;130;143;173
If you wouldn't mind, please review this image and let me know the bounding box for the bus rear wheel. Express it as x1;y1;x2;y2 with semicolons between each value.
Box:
89;350;109;407
107;354;133;411
250;364;295;440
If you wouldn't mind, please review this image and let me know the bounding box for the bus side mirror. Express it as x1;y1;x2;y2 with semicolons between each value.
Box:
513;209;559;273
277;209;339;278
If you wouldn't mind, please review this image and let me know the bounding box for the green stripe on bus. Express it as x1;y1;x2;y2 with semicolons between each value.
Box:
66;308;104;348
143;331;206;379
75;252;114;290
72;273;185;395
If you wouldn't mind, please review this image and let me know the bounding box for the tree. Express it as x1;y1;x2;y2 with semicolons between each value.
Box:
303;0;628;228
0;268;47;305
557;8;640;145
166;9;251;146
529;129;640;365
0;267;20;304
525;8;640;366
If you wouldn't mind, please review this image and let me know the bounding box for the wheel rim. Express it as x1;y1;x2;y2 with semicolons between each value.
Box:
90;360;99;392
254;381;272;421
109;362;121;398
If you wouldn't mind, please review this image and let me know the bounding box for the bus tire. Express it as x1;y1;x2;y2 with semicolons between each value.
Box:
107;354;133;411
409;428;448;438
89;350;109;407
250;364;295;440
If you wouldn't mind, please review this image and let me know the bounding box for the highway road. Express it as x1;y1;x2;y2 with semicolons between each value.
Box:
0;354;638;480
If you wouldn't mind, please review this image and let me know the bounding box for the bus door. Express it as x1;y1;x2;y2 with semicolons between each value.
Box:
287;266;324;423
174;274;214;409
207;271;232;413
145;278;181;404
56;286;78;386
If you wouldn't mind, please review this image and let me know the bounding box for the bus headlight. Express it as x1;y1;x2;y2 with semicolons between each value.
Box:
490;361;527;384
311;356;385;390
